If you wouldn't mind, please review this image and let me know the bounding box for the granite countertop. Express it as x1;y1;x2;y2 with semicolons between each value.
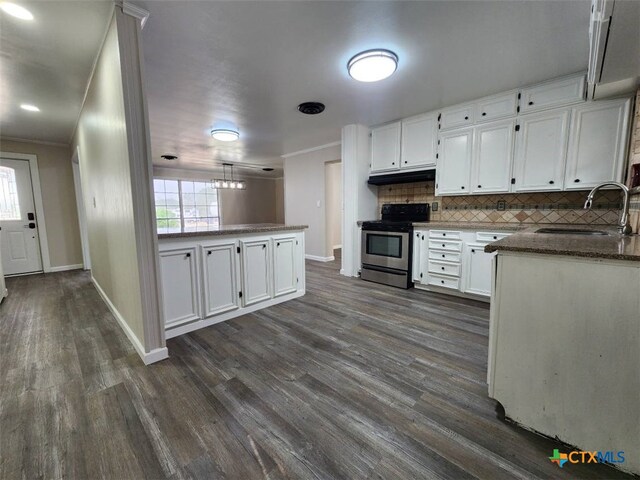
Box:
485;224;640;262
412;221;526;231
158;224;308;239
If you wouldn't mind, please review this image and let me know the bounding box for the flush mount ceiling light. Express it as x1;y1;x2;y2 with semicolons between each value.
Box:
20;104;39;112
213;163;246;190
211;128;239;142
297;102;325;115
0;2;33;20
347;49;398;82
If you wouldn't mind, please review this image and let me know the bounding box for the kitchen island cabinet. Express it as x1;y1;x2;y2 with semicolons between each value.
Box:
158;224;307;338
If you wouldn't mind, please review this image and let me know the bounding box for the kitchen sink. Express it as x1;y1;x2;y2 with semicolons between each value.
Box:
535;228;609;235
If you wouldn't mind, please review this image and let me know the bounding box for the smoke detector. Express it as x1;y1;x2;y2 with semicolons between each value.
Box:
297;102;325;115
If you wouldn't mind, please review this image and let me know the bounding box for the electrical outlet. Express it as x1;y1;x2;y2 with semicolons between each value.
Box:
497;200;506;211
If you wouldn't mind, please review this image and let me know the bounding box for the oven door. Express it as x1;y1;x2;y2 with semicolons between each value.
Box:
361;229;410;271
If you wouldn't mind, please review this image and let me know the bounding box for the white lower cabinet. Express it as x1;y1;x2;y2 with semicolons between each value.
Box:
273;236;297;297
159;247;200;328
202;241;240;317
158;231;306;338
240;239;272;306
463;243;494;296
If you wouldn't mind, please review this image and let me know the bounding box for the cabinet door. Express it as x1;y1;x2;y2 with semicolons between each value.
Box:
273;236;297;297
436;128;473;195
240;239;272;306
463;244;493;297
202;242;240;317
512;109;570;192
159;248;200;327
564;98;631;190
519;74;585;114
440;104;474;130
412;230;428;282
476;92;518;123
371;122;401;173
471;119;515;194
401;114;437;169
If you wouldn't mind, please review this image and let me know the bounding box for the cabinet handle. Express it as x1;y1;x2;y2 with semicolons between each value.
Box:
442;244;446;247
493;236;498;240
464;116;469;120
207;250;212;255
421;235;424;240
574;179;580;183
277;242;280;247
477;185;482;188
404;161;408;164
481;112;486;116
392;162;395;165
441;280;445;284
417;233;420;238
549;180;555;184
471;249;475;253
442;254;445;258
185;253;191;258
528;101;534;105
262;244;266;249
443;233;446;237
441;266;445;271
461;186;465;190
420;273;423;278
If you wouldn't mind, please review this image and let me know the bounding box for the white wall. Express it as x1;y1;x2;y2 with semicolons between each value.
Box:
153;166;283;225
325;161;342;254
284;144;341;259
72;11;165;363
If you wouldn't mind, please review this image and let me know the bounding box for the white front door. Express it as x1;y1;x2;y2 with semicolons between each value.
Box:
0;158;43;275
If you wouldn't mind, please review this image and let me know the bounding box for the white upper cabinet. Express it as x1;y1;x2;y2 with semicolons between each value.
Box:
371;122;401;172
439;104;475;130
436;127;473;195
202;241;239;317
471;119;516;194
401;113;438;169
475;92;518;123
519;74;586;114
564;98;631;190
273;236;297;297
512;108;570;192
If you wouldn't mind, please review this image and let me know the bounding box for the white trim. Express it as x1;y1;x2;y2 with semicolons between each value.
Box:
91;276;169;365
0;288;7;301
0;151;51;273
332;244;342;250
0;136;69;148
121;1;149;28
49;264;83;273
281;141;341;159
153;165;283;181
305;254;335;262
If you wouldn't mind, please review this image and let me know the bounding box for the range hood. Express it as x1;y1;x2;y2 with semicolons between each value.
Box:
367;169;436;186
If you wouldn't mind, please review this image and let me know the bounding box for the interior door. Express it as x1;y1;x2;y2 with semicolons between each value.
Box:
0;158;43;275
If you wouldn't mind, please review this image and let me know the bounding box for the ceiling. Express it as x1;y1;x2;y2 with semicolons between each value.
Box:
0;1;113;144
140;0;590;173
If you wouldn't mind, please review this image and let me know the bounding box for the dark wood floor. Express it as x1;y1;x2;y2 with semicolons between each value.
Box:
1;254;632;479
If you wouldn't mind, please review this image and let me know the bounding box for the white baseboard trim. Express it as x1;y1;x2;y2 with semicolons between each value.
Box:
91;276;169;365
48;264;84;273
305;254;335;262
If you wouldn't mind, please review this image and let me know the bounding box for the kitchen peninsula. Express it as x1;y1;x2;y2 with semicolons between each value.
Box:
486;226;640;475
158;224;307;338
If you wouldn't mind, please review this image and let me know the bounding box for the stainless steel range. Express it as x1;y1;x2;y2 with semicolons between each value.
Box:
361;203;429;289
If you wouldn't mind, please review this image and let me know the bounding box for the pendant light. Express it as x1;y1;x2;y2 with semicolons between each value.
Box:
214;164;246;190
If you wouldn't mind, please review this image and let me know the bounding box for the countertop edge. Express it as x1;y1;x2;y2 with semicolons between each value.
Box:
158;225;308;240
484;243;640;262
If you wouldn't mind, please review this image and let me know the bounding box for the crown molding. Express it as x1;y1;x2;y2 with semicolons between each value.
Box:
0;136;70;148
121;1;149;29
281;141;341;159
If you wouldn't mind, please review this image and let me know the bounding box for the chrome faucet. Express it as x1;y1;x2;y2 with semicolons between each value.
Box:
583;181;633;235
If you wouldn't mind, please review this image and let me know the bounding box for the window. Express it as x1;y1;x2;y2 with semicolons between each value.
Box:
0;166;21;220
153;179;220;234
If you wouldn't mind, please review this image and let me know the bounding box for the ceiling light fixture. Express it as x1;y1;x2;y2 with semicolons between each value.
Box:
20;104;39;112
0;2;33;20
213;163;245;190
348;49;398;83
211;128;239;142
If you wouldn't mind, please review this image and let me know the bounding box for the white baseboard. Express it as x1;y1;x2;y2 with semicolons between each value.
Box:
48;263;83;273
91;276;169;365
305;254;335;262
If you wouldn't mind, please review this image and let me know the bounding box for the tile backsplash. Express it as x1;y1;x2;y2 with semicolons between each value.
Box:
377;181;624;225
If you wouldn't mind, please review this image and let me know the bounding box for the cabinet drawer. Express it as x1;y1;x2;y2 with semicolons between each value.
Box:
427;273;461;290
429;230;461;240
428;260;461;277
440;105;474;130
429;250;461;263
476;232;511;243
475;92;518;122
429;239;462;252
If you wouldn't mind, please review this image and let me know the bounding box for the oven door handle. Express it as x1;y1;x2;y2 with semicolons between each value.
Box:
361;264;407;275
